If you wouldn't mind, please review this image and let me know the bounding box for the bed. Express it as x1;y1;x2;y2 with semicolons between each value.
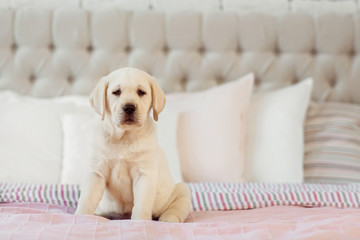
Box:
0;1;360;239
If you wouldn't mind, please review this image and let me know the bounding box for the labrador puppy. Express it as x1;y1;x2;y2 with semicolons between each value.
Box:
75;67;191;222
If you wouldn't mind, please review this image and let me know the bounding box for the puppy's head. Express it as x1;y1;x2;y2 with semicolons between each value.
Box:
90;67;166;129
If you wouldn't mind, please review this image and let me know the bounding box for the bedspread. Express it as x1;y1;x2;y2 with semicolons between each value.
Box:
1;183;360;239
0;203;359;240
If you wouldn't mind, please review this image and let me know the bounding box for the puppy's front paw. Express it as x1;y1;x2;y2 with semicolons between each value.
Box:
131;210;152;221
159;215;181;223
75;208;94;215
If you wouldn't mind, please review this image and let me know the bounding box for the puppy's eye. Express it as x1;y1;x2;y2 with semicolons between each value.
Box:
137;89;146;97
112;89;121;96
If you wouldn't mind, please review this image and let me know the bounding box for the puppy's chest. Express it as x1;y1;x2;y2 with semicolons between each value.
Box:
107;160;134;202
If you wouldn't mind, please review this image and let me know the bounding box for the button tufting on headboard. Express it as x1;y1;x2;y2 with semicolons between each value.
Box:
0;8;359;103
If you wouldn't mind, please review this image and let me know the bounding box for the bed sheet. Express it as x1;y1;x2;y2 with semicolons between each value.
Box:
0;203;359;240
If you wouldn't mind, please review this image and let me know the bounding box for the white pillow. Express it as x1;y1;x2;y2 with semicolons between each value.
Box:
0;98;62;183
61;113;96;184
60;103;184;184
0;91;77;183
167;73;254;182
244;78;313;183
0;91;96;183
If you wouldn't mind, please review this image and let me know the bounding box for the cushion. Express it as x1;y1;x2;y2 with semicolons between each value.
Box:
0;91;90;183
304;102;360;183
169;73;254;182
60;113;96;184
0;92;62;183
244;78;313;183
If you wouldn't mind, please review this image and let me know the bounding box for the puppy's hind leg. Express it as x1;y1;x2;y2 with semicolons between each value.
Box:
159;183;191;223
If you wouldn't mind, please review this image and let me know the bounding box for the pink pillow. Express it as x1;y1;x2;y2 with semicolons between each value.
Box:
166;74;254;182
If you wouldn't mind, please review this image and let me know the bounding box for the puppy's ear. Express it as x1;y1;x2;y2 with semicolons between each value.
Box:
149;77;166;121
90;77;109;121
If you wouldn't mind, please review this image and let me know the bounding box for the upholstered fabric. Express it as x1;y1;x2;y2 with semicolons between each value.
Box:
0;8;359;103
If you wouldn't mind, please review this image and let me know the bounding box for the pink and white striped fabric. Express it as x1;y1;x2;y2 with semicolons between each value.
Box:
304;102;360;183
1;182;360;211
0;183;79;208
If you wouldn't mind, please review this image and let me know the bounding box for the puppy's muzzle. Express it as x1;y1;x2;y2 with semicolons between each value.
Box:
120;103;139;126
123;104;136;115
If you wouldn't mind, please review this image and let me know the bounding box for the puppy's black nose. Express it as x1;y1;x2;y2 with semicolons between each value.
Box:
123;104;136;114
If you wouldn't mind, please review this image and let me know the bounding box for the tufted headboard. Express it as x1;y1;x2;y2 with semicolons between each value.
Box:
0;7;359;103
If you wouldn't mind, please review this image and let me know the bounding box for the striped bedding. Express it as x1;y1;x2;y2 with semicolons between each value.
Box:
1;182;360;211
304;102;360;183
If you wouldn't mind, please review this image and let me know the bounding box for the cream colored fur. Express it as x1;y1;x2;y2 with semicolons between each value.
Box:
75;67;191;222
